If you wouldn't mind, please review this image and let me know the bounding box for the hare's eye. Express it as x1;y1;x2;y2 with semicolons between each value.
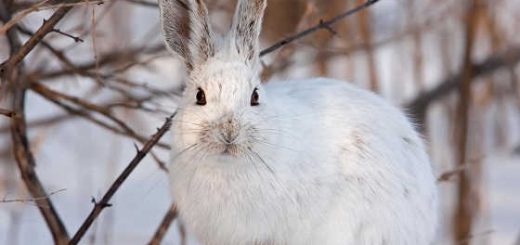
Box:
251;88;259;106
196;88;206;106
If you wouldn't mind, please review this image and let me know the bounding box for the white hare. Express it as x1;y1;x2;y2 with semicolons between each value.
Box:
160;0;438;244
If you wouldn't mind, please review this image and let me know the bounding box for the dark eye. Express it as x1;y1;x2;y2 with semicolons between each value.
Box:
251;88;259;106
196;88;206;105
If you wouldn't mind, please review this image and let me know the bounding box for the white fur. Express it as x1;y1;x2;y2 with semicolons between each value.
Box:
161;1;438;245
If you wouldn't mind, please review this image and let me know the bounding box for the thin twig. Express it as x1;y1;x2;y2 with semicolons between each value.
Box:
1;189;66;204
0;0;52;36
90;6;101;86
457;229;494;244
10;0;104;14
147;203;178;245
0;113;72;134
2;3;71;244
0;108;15;118
259;0;380;56
32;44;165;80
52;28;84;42
124;0;158;8
437;165;470;182
29;82;171;149
69;114;175;245
1;6;72;77
150;150;169;172
405;45;520;129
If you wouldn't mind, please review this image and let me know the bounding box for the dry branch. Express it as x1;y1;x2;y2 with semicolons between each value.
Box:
30;81;171;149
0;108;15;118
259;0;380;57
52;28;84;42
1;6;72;78
405;45;520;127
33;44;165;80
453;1;478;243
1;2;71;244
437;165;470;182
355;0;379;91
148;203;178;245
0;0;52;35
124;0;158;8
10;0;103;14
69;114;175;245
1;188;66;204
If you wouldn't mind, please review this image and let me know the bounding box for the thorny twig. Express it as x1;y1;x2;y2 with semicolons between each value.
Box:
69;114;175;244
1;2;71;244
52;28;84;42
0;0;52;35
1;6;73;78
30;82;171;149
259;0;380;56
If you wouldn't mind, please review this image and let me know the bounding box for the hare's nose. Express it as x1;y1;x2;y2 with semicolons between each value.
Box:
221;130;238;144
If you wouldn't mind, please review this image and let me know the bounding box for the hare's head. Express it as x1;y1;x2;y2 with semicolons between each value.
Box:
160;0;273;161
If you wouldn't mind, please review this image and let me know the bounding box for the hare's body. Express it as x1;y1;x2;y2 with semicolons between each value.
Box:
160;0;437;244
170;78;437;245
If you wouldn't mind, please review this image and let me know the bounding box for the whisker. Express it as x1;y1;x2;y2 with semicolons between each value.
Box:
247;148;274;175
171;143;200;162
250;138;298;153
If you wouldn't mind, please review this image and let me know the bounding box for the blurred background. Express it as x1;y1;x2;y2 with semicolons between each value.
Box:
0;0;519;244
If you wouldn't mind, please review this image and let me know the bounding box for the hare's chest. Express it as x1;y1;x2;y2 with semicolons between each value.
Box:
171;166;294;242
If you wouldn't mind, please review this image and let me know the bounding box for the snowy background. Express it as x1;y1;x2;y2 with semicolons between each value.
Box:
1;0;519;244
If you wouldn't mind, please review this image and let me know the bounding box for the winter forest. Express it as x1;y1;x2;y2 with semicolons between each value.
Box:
0;0;519;244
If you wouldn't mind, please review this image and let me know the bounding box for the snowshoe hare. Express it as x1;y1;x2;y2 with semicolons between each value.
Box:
160;0;438;244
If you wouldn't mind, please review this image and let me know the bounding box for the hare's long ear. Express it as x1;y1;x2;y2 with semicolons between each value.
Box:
159;0;215;71
229;0;267;67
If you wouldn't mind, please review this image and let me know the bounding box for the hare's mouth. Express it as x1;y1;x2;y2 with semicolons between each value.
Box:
220;144;240;156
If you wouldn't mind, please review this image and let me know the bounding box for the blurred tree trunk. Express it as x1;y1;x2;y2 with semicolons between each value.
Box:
355;0;378;91
406;0;424;90
310;0;348;76
453;0;479;244
262;0;307;45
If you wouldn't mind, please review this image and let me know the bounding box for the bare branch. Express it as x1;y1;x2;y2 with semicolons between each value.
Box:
405;46;520;128
69;114;175;245
1;189;66;204
123;0;158;8
437;165;470;182
1;6;72;79
32;44;165;80
151;150;169;173
29;81;171;149
1;2;70;244
0;108;15;118
52;28;84;42
259;0;380;56
453;1;478;242
147;203;178;245
10;0;104;14
0;0;52;35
